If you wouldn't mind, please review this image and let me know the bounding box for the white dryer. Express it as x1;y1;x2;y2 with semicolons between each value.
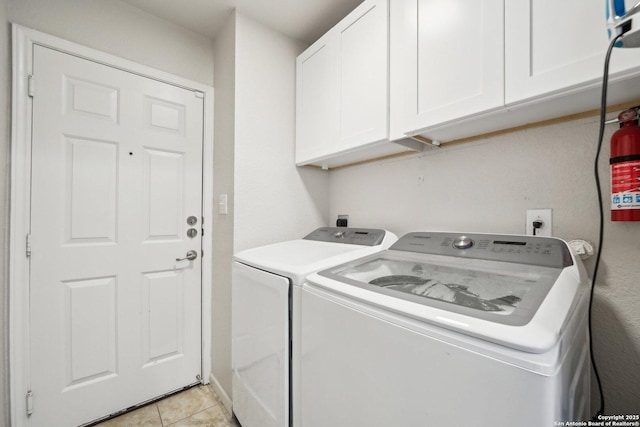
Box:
301;232;591;427
231;227;397;427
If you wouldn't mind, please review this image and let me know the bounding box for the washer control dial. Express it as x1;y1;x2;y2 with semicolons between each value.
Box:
453;235;474;250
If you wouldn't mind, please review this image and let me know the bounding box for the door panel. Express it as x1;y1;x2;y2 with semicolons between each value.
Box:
65;136;118;243
29;45;204;427
142;270;185;364
63;276;117;389
143;149;185;240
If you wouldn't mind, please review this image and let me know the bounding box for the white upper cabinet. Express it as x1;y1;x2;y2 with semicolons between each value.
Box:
296;36;336;163
297;0;640;167
505;0;640;104
334;0;388;152
296;0;420;168
390;0;504;140
390;0;640;144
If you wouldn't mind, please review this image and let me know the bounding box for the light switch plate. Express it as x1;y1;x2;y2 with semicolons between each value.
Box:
219;194;228;215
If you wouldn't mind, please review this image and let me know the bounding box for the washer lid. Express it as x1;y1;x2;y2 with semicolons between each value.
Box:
234;228;397;284
313;249;586;352
320;252;561;327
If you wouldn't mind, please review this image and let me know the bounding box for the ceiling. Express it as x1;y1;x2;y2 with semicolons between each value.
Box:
121;0;364;45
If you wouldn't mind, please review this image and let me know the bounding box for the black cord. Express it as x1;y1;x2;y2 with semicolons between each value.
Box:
591;32;624;419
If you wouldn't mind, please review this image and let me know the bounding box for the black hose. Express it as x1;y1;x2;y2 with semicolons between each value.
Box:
590;32;624;419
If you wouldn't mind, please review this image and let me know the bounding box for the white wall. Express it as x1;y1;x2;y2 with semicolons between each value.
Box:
233;13;329;252
1;0;10;424
207;12;330;405
211;12;236;406
329;116;640;414
8;0;214;85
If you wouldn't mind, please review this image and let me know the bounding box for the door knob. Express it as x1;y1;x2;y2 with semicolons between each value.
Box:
176;250;198;261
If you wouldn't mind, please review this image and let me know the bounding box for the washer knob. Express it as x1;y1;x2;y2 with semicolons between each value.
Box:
453;236;474;249
334;231;346;238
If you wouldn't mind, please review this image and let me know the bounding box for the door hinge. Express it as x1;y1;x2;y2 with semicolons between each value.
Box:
26;390;33;415
26;233;32;258
28;75;35;97
194;91;204;99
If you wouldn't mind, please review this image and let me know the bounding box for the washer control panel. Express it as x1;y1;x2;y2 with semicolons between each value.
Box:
390;232;573;268
304;227;386;246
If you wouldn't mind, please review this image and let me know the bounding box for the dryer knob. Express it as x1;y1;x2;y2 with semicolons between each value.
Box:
453;236;474;249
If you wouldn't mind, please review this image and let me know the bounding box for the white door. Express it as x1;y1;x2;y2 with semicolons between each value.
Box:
29;45;204;427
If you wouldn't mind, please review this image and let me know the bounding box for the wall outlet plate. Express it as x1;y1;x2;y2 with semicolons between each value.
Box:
526;208;552;236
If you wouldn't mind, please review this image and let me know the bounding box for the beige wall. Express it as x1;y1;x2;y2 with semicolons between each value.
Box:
329;116;640;414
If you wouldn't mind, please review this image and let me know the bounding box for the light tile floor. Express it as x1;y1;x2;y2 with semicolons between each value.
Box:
93;385;240;427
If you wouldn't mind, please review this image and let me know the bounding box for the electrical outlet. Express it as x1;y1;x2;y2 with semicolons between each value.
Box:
526;209;552;236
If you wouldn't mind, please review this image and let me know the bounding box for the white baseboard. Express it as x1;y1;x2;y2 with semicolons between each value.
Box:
208;372;233;415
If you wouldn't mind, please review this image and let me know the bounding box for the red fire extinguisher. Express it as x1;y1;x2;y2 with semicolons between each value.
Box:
610;108;640;221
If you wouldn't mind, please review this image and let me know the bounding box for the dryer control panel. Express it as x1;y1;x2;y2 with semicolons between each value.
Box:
304;227;386;246
390;232;573;268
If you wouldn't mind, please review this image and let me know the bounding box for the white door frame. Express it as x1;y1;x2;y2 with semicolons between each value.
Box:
9;24;214;426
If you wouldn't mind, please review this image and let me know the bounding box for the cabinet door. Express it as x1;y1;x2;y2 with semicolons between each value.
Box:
334;0;389;152
296;35;336;165
390;0;504;140
506;0;640;104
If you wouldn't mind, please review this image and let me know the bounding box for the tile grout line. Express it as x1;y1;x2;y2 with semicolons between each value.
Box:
153;402;165;427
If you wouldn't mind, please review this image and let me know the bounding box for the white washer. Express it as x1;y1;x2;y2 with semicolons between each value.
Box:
301;232;591;427
231;227;397;427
